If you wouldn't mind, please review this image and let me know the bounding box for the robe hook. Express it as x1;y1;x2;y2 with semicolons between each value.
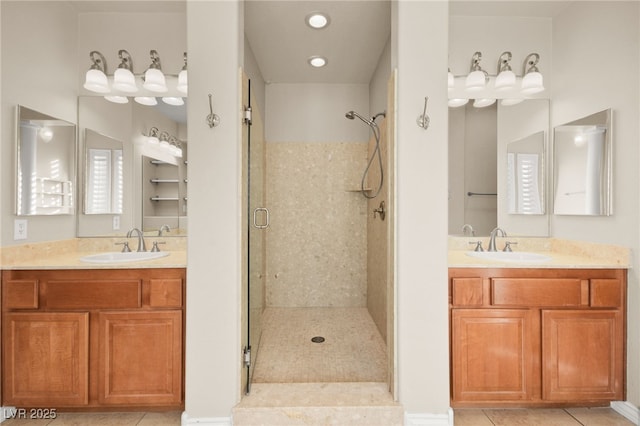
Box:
416;96;430;130
207;93;220;128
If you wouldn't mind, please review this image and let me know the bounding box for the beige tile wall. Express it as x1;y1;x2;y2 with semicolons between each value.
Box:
265;142;368;307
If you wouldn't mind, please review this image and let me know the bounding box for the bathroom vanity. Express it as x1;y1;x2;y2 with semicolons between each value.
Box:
449;266;626;407
1;267;185;410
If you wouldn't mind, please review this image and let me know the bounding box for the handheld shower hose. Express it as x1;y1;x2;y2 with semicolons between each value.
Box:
345;110;385;199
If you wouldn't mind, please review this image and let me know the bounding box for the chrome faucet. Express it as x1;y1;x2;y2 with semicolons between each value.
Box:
158;224;171;236
126;228;147;252
487;227;507;252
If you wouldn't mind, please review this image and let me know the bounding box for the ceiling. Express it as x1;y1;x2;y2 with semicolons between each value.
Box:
244;1;391;84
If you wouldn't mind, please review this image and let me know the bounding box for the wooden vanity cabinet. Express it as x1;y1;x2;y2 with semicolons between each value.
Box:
449;268;626;407
1;268;185;410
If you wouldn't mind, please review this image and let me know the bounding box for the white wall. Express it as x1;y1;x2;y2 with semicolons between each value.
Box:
184;0;243;420
370;36;391;117
265;83;370;143
1;1;78;246
396;1;450;419
551;1;640;408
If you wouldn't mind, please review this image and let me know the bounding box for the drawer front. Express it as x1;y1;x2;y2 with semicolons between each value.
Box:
3;280;38;309
149;278;183;308
591;279;623;308
492;278;588;307
451;278;484;306
44;280;141;309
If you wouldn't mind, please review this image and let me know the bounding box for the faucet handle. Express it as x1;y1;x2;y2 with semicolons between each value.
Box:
115;242;131;253
151;241;166;252
503;241;518;252
469;241;484;252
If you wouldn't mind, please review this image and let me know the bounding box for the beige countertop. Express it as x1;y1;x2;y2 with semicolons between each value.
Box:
1;238;187;270
448;236;630;269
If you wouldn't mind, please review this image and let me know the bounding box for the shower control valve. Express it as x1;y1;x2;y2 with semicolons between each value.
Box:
373;200;386;221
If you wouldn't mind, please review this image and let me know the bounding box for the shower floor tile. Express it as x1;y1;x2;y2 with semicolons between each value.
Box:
252;307;387;383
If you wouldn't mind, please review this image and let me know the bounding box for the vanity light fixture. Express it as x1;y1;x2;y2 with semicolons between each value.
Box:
308;56;327;68
494;51;516;91
83;51;110;93
176;52;188;95
449;51;545;108
147;127;160;145
143;50;168;93
306;12;330;29
85;50;187;103
112;49;138;93
521;53;544;94
38;127;54;143
465;51;487;91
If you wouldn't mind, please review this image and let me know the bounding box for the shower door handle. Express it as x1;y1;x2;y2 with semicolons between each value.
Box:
253;207;270;229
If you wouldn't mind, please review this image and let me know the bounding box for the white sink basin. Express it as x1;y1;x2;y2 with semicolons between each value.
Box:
80;251;169;264
466;251;552;263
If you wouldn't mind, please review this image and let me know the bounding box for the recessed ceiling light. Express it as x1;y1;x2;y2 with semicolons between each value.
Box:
308;56;327;68
306;12;330;29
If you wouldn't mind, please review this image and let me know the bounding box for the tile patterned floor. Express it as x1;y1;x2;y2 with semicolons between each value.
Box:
454;407;635;426
251;307;388;383
1;411;181;425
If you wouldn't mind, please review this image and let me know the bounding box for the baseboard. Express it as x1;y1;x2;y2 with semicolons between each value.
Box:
181;411;232;426
611;401;639;425
404;407;454;426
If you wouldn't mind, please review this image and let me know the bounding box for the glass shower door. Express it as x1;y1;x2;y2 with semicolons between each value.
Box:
242;73;266;394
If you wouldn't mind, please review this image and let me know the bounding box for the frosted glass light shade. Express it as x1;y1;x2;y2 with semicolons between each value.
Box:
112;68;138;93
84;69;110;93
465;70;486;91
448;71;454;91
501;98;524;106
448;98;469;108
177;69;188;94
495;70;516;91
473;98;496;108
162;97;184;106
147;135;159;145
521;72;544;94
104;95;129;104
134;96;158;106
143;68;168;92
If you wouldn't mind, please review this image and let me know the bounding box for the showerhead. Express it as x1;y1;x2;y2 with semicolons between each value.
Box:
345;110;370;125
345;110;386;125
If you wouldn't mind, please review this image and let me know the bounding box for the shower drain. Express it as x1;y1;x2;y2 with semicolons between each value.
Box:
311;336;325;343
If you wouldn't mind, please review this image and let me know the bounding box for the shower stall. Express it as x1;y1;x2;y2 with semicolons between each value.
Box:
241;72;396;396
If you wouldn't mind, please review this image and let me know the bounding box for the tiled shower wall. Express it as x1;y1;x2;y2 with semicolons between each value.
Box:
265;142;369;307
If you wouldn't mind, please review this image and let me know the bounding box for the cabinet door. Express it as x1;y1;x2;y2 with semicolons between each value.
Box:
451;309;536;403
3;312;89;406
98;310;182;406
542;310;624;401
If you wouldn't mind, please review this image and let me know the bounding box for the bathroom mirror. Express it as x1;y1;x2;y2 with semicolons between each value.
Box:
142;156;185;232
506;131;545;215
16;105;76;216
77;96;187;237
449;98;550;237
83;129;124;214
553;109;612;216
